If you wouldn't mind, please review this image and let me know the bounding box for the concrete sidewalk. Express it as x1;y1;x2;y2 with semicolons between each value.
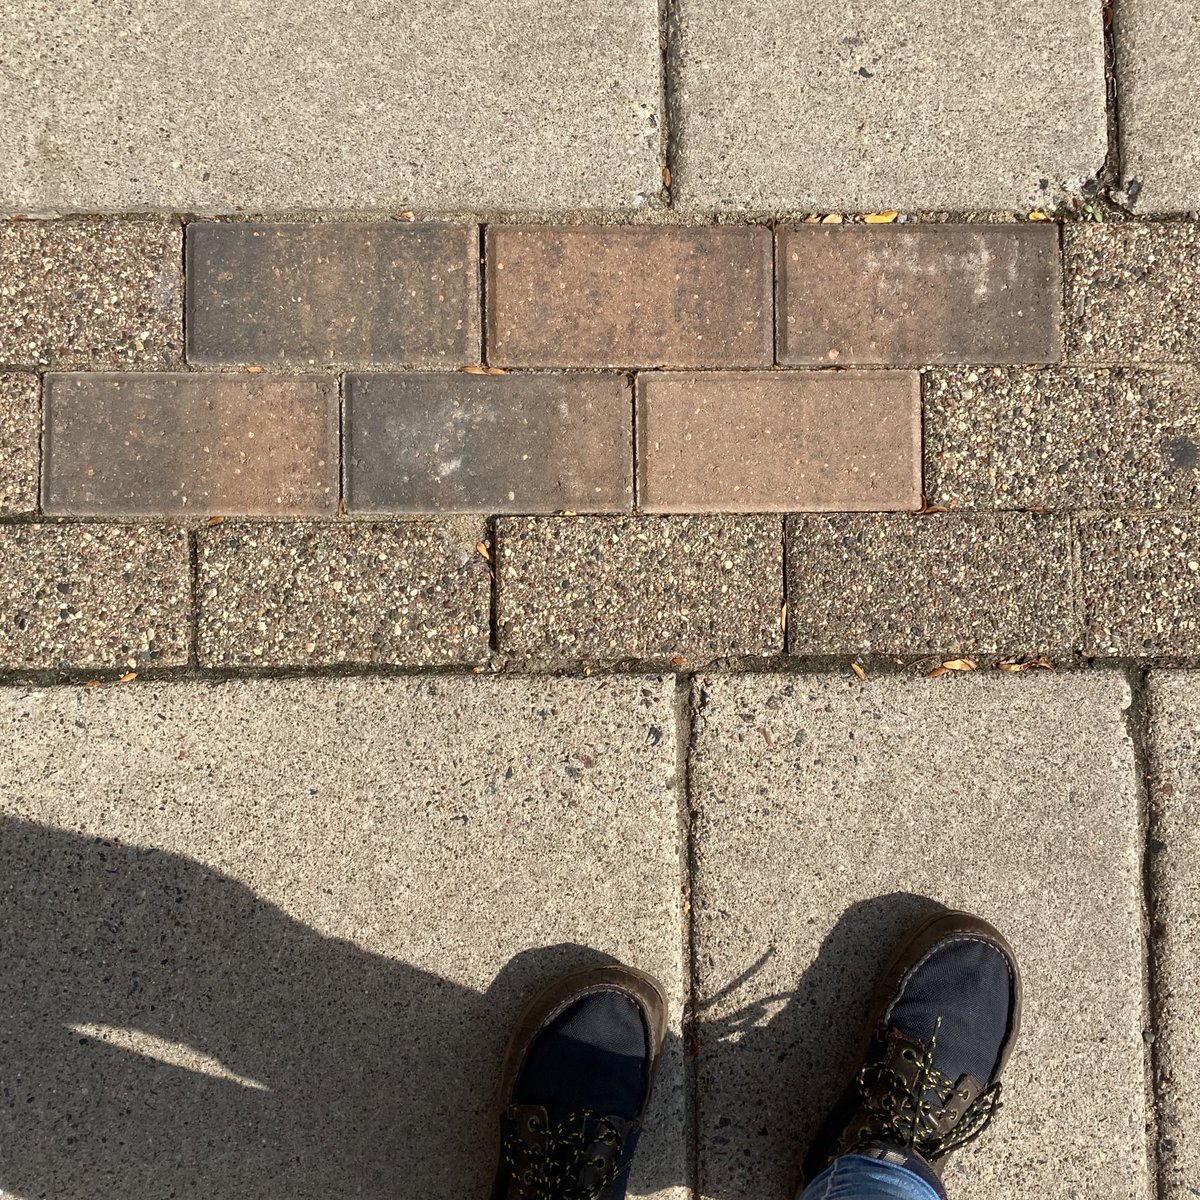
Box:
0;668;1182;1200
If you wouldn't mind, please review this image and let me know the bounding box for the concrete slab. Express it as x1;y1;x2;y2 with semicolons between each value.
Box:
671;0;1107;212
1147;672;1200;1200
1116;0;1200;212
0;2;663;215
0;676;688;1200
691;672;1147;1200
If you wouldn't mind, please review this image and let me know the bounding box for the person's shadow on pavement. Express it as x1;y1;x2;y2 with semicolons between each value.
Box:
1;813;944;1199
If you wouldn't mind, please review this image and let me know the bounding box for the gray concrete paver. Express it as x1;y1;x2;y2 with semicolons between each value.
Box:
691;671;1147;1200
0;676;688;1200
1147;671;1200;1200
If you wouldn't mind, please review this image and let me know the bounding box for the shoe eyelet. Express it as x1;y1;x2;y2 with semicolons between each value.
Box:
901;1048;917;1062
958;1089;970;1100
527;1116;541;1133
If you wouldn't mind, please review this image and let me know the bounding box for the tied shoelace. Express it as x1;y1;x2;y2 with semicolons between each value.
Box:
502;1109;626;1200
853;1019;1003;1161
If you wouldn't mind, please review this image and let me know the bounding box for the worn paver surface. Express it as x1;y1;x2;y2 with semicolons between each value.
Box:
0;2;663;214
671;0;1107;211
1116;0;1200;211
0;676;688;1200
1147;672;1200;1200
691;671;1146;1200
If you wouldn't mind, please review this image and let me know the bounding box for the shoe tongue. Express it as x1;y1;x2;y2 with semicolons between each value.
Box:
856;1143;949;1200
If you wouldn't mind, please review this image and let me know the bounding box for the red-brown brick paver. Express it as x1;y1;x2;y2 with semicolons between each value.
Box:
42;374;338;518
486;226;773;368
777;224;1063;366
186;222;480;367
344;372;633;514
637;371;920;512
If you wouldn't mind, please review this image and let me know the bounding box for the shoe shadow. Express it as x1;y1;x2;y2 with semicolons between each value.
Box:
0;814;682;1199
697;892;949;1200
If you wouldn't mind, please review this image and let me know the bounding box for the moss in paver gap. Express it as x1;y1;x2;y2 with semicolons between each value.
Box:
1064;222;1200;363
496;515;783;661
0;525;189;670
786;513;1074;656
925;366;1200;511
0;373;39;514
1078;514;1200;655
197;521;491;668
0;217;182;368
185;223;481;368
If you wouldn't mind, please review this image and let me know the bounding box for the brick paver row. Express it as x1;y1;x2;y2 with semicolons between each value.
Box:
7;512;1200;670
8;217;1199;374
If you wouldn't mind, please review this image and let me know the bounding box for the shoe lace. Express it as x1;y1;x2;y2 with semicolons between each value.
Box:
502;1109;626;1200
853;1019;1003;1161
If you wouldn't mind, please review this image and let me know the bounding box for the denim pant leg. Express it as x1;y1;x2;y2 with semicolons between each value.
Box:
800;1154;944;1200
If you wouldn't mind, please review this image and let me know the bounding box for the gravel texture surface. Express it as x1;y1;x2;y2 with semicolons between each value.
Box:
496;515;783;662
926;366;1200;510
0;373;39;514
1065;223;1200;363
0;675;687;1200
197;520;490;668
691;671;1144;1200
787;513;1075;656
0;524;189;670
1079;514;1200;655
0;217;182;368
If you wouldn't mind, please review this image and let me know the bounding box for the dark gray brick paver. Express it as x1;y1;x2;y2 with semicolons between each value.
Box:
0;217;182;368
486;226;773;368
926;366;1200;510
43;374;339;518
637;371;920;512
0;525;189;670
496;515;783;661
787;513;1075;655
345;373;633;514
186;223;480;368
197;520;491;667
777;224;1062;366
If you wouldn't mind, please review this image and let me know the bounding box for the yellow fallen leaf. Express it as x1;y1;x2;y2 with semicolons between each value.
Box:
1028;211;1049;221
801;215;821;224
460;364;488;374
398;210;415;221
940;658;977;672
244;365;263;374
780;602;788;632
475;541;491;561
821;213;843;224
662;166;672;188
850;662;867;681
119;672;138;683
483;366;506;375
559;510;577;517
863;211;899;224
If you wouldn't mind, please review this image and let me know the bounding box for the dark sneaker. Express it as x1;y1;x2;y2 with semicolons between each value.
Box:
803;910;1022;1190
491;964;668;1200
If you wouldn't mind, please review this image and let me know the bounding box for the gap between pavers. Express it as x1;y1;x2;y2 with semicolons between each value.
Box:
689;671;1148;1200
0;676;688;1200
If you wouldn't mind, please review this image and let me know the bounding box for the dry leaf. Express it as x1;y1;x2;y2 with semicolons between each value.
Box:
475;541;491;562
821;213;843;224
801;214;821;224
85;679;103;688
483;366;506;375
398;210;415;221
662;167;672;188
119;672;138;683
928;666;951;678
997;660;1023;672
559;510;577;517
244;365;263;374
850;661;867;681
917;502;949;515
863;211;899;224
671;655;687;666
940;658;977;672
208;515;225;526
780;602;788;632
1028;211;1049;221
460;364;488;374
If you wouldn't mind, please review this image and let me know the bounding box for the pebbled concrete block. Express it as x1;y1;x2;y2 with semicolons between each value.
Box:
692;671;1145;1200
0;675;687;1200
0;373;39;514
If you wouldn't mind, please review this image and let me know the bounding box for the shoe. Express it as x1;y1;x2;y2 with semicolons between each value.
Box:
802;910;1022;1190
491;964;668;1200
